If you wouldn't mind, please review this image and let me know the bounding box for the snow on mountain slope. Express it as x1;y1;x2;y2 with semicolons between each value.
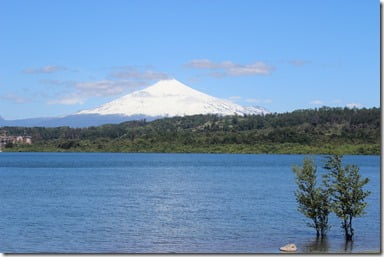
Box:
77;79;269;117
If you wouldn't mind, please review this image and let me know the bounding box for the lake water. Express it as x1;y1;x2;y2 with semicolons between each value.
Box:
0;153;380;253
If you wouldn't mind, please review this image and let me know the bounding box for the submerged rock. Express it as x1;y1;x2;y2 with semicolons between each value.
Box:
279;243;297;252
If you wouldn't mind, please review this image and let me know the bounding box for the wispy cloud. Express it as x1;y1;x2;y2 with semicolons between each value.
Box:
346;103;363;108
228;96;272;105
0;93;30;103
288;59;310;67
310;100;364;109
47;79;147;105
74;80;145;97
186;59;223;69
310;100;324;105
244;98;272;104
185;59;274;77
47;94;85;105
23;65;67;74
110;67;170;80
228;96;243;101
45;67;170;105
39;79;73;86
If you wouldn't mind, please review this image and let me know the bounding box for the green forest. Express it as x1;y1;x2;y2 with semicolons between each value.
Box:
2;107;380;155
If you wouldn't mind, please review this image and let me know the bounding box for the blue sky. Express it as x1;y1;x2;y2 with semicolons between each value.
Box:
0;0;380;119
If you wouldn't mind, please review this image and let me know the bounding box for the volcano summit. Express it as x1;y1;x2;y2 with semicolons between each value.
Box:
78;79;268;117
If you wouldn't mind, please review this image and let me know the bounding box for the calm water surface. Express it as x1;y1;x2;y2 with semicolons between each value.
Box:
0;153;380;253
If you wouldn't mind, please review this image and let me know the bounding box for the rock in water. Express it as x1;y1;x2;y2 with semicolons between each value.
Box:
279;243;297;252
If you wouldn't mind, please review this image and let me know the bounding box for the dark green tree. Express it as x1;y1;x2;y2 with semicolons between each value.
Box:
293;158;331;238
323;155;370;241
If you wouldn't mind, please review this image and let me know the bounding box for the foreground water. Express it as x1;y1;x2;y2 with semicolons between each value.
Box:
0;153;380;253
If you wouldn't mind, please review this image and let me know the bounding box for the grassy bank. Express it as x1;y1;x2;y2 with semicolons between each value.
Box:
5;141;380;155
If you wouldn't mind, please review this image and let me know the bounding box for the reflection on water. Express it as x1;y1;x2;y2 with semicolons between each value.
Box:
302;237;355;253
343;240;353;253
302;237;330;253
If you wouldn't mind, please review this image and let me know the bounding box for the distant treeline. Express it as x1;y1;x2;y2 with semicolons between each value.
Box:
3;107;380;155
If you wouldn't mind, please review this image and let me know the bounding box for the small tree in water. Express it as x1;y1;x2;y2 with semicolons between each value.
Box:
323;155;370;241
293;158;331;238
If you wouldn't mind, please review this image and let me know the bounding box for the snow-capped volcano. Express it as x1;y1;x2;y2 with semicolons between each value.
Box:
0;79;269;128
77;79;269;117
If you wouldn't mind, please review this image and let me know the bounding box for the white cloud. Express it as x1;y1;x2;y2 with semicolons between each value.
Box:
80;80;146;96
0;93;30;103
47;80;147;105
23;65;67;74
45;67;169;105
310;100;324;105
110;67;170;80
227;63;272;76
75;80;125;97
185;59;274;77
309;100;364;108
48;95;85;105
228;96;242;101
185;59;216;69
346;103;363;108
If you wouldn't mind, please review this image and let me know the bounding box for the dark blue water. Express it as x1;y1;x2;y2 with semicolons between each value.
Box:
0;153;380;253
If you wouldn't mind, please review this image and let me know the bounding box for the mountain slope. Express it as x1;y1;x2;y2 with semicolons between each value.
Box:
77;79;268;117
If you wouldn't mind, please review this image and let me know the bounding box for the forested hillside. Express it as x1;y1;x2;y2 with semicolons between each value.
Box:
2;107;380;154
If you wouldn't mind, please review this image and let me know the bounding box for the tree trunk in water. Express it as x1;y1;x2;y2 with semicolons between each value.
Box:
320;228;326;238
344;216;354;241
343;218;350;241
314;218;320;238
348;216;354;241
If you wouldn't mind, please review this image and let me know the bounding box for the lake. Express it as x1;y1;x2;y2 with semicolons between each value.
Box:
0;153;380;253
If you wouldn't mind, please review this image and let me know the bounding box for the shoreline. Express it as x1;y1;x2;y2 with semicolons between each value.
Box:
1;150;380;156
